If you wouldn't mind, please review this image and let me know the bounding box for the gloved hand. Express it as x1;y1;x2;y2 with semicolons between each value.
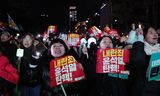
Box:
32;51;42;59
29;56;40;68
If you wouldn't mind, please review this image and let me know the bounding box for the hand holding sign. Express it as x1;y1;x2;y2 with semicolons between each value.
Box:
96;49;129;74
50;55;85;87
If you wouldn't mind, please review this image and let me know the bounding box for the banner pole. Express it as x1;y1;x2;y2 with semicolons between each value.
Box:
60;84;67;96
17;57;21;95
14;57;21;96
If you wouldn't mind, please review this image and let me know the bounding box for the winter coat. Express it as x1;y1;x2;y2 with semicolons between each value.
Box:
19;46;42;87
0;53;19;84
41;48;84;96
0;41;17;67
130;41;160;96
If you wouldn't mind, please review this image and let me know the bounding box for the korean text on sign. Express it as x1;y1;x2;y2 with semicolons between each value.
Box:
50;55;85;87
67;33;80;47
96;48;129;74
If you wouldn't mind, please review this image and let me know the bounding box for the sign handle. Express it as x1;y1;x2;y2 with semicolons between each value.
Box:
60;84;67;96
15;57;21;96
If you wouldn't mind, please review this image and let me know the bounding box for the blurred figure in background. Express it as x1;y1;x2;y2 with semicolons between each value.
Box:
0;46;19;96
0;31;17;67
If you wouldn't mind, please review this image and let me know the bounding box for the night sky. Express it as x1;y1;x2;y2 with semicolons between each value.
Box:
1;0;160;34
0;0;103;32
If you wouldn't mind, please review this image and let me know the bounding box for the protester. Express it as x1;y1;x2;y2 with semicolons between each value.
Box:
18;33;42;96
0;31;17;67
81;35;110;96
130;26;160;96
0;48;19;96
41;38;85;96
81;34;131;96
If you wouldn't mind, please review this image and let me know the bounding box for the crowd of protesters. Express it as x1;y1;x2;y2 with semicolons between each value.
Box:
0;21;160;96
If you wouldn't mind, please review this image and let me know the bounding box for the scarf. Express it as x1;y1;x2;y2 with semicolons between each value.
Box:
144;41;160;55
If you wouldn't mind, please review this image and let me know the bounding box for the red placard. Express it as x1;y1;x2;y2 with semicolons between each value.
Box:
96;49;129;74
50;55;85;87
67;33;81;47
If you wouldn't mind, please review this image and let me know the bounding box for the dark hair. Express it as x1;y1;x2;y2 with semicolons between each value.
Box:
143;26;157;38
20;33;35;48
97;35;116;47
50;38;69;55
20;33;34;41
0;31;10;36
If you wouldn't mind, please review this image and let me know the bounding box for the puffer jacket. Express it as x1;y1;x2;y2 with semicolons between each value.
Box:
0;53;19;84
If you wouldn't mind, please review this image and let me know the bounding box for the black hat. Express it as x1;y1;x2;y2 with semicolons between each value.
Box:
97;35;116;47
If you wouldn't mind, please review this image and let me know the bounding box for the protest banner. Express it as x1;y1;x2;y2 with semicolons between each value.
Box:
147;53;160;81
96;48;129;74
67;33;80;47
50;55;85;87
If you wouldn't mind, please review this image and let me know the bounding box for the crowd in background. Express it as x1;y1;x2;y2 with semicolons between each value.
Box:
0;21;160;96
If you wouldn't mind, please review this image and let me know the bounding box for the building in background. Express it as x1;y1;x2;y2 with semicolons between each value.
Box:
69;6;77;32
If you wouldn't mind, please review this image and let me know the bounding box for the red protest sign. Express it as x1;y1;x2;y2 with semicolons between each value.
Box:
67;33;81;47
50;55;85;87
96;49;129;74
107;29;120;40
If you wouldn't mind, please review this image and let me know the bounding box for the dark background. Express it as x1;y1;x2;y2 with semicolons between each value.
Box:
0;0;160;34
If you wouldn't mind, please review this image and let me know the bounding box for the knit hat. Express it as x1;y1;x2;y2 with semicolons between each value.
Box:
97;35;116;47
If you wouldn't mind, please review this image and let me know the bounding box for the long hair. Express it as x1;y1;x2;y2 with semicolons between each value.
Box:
20;33;34;48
